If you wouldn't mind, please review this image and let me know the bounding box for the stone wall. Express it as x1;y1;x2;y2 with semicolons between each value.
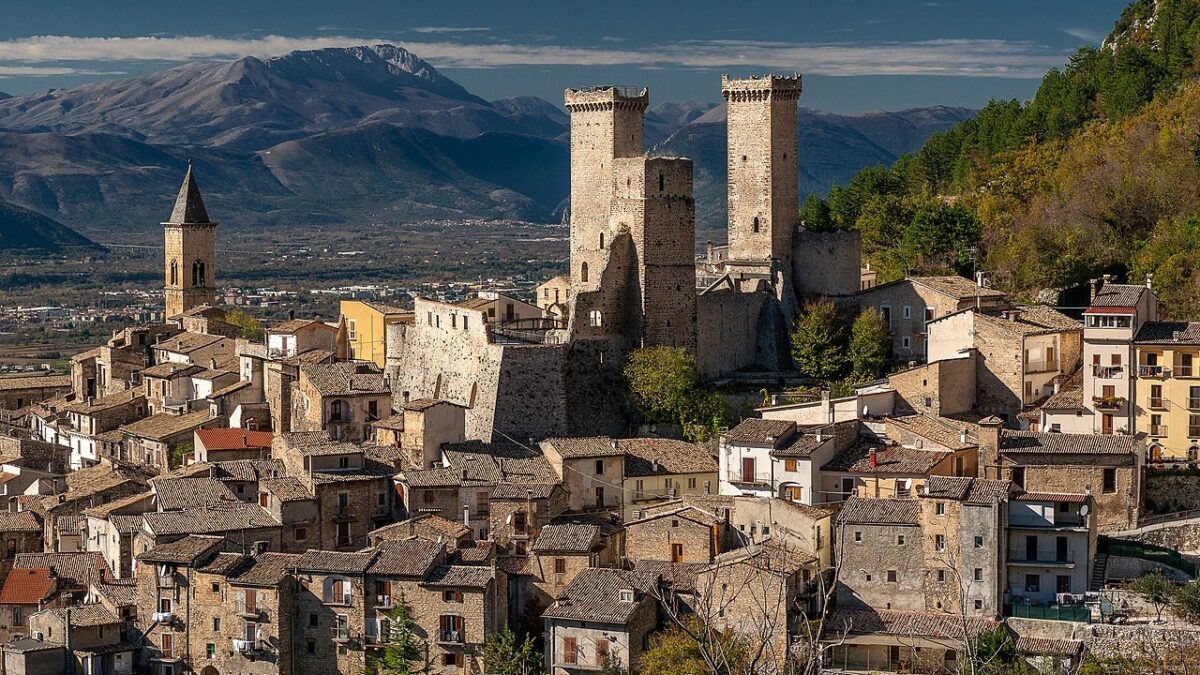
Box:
1005;456;1141;532
791;228;861;300
972;316;1025;417
625;512;715;564
696;289;788;380
887;356;977;417
835;522;926;612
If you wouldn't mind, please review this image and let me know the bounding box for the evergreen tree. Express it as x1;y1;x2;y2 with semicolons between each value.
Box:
790;300;848;383
848;307;890;380
483;628;541;675
799;194;833;231
624;346;729;442
370;593;430;675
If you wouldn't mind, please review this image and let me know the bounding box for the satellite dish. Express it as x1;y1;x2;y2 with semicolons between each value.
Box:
1079;504;1090;517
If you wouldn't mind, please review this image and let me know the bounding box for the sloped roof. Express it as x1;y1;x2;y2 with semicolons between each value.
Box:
540;437;625;458
151;477;239;510
1041;369;1084;410
228;552;301;587
1136;321;1200;345
837;497;921;526
0;374;71;392
0;567;54;605
120;410;213;441
422;565;492;588
14;552;109;586
137;534;225;565
622;439;716;476
1000;430;1140;456
888;414;976;451
532;523;601;554
542;568;659;624
726;418;796;447
922;476;1011;504
367;539;444;577
910;276;1006;300
300;362;389;396
166;164;212;224
142;503;278;536
38;603;120;628
0;511;42;533
822;442;950;475
825;608;997;640
1088;283;1146;309
195;428;273;451
295;549;377;574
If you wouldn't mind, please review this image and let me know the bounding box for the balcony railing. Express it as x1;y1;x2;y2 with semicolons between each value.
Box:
1025;359;1058;374
1138;365;1165;378
1150;424;1168;437
1010;514;1087;529
727;471;771;486
1092;396;1127;410
1149;397;1166;409
1007;549;1076;564
1177;365;1196;378
324;592;353;606
376;594;392;609
1093;365;1124;378
438;630;464;644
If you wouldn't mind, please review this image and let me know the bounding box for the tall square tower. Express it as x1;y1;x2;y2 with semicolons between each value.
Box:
722;74;802;266
563;86;648;294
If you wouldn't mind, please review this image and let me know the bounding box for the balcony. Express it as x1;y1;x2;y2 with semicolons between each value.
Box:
1092;365;1124;379
158;575;176;589
1025;359;1059;374
333;628;351;643
1138;364;1166;378
1010;514;1087;529
376;594;393;609
1149;397;1166;410
726;471;771;486
1150;424;1168;438
323;592;353;607
151;612;174;624
1007;549;1076;565
1177;365;1197;378
1092;395;1126;411
239;607;263;620
438;630;464;644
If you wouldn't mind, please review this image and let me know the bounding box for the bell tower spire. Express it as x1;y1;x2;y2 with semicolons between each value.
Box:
162;163;218;319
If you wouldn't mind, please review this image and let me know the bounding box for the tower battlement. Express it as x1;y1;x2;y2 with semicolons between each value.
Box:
721;73;802;96
564;86;649;111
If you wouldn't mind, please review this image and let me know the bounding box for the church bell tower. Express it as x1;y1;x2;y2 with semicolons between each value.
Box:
162;163;217;319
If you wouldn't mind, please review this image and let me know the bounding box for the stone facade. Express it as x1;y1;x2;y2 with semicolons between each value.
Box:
624;506;722;564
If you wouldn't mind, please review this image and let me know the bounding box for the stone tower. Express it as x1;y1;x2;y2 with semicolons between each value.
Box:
162;164;217;319
612;156;698;352
563;86;648;294
722;74;801;266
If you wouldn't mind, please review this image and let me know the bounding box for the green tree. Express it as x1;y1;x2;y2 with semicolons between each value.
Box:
624;346;728;442
790;300;847;383
1170;579;1200;622
968;625;1032;674
799;194;833;231
848;307;890;380
225;308;265;342
1129;571;1173;622
639;619;749;675
370;593;431;674
167;441;193;470
483;628;540;675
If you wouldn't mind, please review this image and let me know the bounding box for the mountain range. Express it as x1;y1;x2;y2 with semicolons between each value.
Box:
0;44;973;247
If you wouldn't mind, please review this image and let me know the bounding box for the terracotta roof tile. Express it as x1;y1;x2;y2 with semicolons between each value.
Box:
837;497;921;525
195;428;273;451
300;362;389;397
367;539;443;577
922;477;1011;504
120;410;214;441
541;437;626;458
294;549;378;574
0;567;55;605
825;608;997;640
151;477;239;510
823;442;950;475
1088;283;1146;309
1000;430;1140;456
137;534;226;564
532;523;601;553
622;439;716;476
542;568;659;624
229;552;301;587
725;418;796;447
142;503;279;536
14;553;109;586
422;565;492;588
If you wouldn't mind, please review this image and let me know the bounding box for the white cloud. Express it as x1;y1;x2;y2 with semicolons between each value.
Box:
1061;27;1102;44
409;26;491;34
0;34;1064;79
0;65;125;77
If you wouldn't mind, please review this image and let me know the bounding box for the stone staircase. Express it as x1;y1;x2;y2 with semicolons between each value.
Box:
1090;552;1109;591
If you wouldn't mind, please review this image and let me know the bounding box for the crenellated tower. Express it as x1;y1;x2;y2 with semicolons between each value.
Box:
162;164;217;319
722;74;801;267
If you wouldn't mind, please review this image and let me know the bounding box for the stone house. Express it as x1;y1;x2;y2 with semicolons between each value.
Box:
819;435;976;504
526;523;605;605
367;514;472;549
83;492;154;579
457;291;543;327
266;319;337;359
62;390;148;471
290;362;390;442
624;504;726;564
835;498;926;613
28;465;147;550
118;410;218;471
978;421;1143;531
263;348;334;441
695;539;823;662
857;275;1008;362
0;512;44;586
719;417;859;505
540;437;627;513
140;363;205;415
927;306;1082;420
27;604;132;675
0;567;63;643
1031;370;1093;434
822;608;997;673
136;504;282;562
542;568;659;675
290;548;374;675
150;332;235;368
917;477;1010;618
535;275;571;324
0;375;71;412
273;433;396;551
885;354;978;418
397;398;467;469
2;635;70;675
620;438;717;521
488;483;569;556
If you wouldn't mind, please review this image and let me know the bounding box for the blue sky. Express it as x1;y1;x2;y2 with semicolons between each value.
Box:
0;0;1129;112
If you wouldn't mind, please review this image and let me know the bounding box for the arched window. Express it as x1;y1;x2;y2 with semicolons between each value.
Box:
752;217;760;233
580;262;589;283
192;260;206;287
169;260;178;286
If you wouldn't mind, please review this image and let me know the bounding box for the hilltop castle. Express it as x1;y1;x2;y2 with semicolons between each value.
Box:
389;74;860;441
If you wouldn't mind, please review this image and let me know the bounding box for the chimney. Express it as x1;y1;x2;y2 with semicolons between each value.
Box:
462;504;470;526
289;309;295;321
1146;273;1154;290
210;358;217;369
975;270;985;287
978;416;1002;479
1089;278;1099;302
651;459;658;473
868;448;877;469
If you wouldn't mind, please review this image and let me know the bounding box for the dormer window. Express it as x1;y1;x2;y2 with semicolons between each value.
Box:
619;589;634;603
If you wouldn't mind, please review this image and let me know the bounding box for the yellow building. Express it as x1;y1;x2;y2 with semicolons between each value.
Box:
1134;324;1200;461
619;438;719;521
337;300;412;367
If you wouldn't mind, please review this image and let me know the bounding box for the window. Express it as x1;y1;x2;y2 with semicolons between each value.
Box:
1012;467;1025;488
554;558;566;575
211;582;219;593
588;310;602;327
784;459;796;472
1112;353;1122;366
902;305;911;319
443;590;464;603
1026;574;1041;593
752;216;760;233
1103;468;1117;493
347;319;357;341
897;534;906;545
671;543;684;563
162;633;174;658
854;531;862;543
212;617;220;631
936;569;946;582
330;399;343;421
619;589;635;602
206;643;215;658
596;638;610;667
599;232;605;249
974;568;983;581
245;589;257;614
974;599;983;610
935;534;945;551
658;172;665;191
563;637;577;665
580;263;589;283
335;614;349;640
595;487;605;507
595;459;604;475
901;336;912;350
309;613;318;628
935;502;946;515
295;527;308;542
307;640;316;655
974;535;984;548
887;570;897;582
259;492;269;508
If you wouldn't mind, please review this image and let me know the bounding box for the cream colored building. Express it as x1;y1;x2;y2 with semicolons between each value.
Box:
338;300;412;367
1082;281;1158;435
1134;322;1200;461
